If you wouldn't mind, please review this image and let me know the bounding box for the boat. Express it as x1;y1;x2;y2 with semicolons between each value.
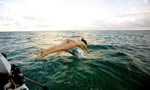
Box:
0;52;29;90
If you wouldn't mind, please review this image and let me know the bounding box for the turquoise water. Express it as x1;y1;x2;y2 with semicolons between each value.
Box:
0;31;150;90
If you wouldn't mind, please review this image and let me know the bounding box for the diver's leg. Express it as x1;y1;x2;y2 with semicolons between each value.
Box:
35;44;66;59
36;47;67;59
44;48;65;56
44;43;75;57
36;40;72;59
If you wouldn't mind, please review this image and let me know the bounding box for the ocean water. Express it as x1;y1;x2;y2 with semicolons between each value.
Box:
0;31;150;90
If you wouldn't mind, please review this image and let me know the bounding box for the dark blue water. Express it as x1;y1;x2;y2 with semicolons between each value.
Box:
0;31;150;90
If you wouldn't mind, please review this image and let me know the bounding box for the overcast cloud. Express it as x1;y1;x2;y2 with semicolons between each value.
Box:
0;0;150;31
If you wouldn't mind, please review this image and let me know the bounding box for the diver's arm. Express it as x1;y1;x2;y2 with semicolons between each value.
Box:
79;45;89;54
84;46;90;54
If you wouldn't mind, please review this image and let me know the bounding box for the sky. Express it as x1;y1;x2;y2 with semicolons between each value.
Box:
0;0;150;31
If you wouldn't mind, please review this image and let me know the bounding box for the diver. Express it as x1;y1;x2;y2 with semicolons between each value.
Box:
35;38;89;59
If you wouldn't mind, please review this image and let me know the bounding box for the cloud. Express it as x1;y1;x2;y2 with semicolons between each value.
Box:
0;0;150;31
109;7;150;30
92;7;150;30
144;0;149;4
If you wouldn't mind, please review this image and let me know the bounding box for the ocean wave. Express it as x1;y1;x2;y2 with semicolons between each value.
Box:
1;32;150;90
20;44;150;90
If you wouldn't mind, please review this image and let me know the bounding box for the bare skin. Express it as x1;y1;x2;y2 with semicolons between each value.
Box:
35;39;89;59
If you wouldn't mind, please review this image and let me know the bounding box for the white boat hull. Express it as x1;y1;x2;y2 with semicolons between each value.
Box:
0;52;29;90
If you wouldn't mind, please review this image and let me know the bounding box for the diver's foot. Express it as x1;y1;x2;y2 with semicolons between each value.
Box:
35;50;45;60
